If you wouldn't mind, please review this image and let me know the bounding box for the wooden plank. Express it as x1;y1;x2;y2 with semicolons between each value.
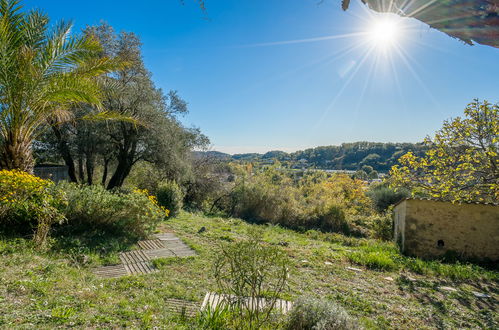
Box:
138;239;166;250
164;299;199;317
93;232;196;278
201;292;293;314
93;264;128;278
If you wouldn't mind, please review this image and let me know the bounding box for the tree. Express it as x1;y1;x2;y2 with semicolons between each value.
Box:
0;0;118;172
39;23;208;188
390;99;498;203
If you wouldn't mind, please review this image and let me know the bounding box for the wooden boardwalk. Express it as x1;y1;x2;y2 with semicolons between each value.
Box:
201;292;293;314
93;233;196;278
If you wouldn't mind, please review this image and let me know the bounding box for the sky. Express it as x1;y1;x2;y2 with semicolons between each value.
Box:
25;0;499;154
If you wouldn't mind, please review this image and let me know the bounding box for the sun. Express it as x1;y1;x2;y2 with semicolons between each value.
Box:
367;16;401;50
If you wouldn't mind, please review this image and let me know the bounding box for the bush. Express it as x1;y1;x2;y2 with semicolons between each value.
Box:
156;180;184;217
371;212;393;240
366;184;409;212
0;170;66;245
313;205;350;234
285;296;359;330
213;229;290;329
56;183;168;238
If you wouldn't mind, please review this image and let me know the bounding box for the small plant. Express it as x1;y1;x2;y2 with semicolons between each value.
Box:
156;180;184;217
285;296;360;330
196;304;235;330
348;251;397;271
212;228;290;329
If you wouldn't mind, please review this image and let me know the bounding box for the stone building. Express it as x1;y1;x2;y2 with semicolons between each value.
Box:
393;198;499;261
34;164;69;182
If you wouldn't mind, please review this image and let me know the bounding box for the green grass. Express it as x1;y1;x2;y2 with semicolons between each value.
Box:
0;212;497;328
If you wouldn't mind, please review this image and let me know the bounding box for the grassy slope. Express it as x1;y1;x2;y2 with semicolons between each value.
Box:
0;212;497;329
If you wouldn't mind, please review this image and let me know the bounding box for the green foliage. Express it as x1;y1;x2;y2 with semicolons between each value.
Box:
0;170;66;245
156;181;184;217
221;166;375;235
313;205;349;234
55;182;165;238
390;99;498;203
366;183;409;212
285;296;359;330
196;304;236;330
0;0;120;171
346;241;400;271
348;251;397;271
228;142;428;172
371;212;393;241
213;229;290;329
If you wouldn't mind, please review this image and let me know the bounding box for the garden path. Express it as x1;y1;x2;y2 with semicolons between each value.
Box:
93;232;196;278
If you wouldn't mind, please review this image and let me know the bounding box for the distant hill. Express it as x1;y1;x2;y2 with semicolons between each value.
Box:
196;142;427;172
193;151;231;160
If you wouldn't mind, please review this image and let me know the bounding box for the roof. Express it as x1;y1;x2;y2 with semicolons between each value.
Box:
393;197;499;208
342;0;499;48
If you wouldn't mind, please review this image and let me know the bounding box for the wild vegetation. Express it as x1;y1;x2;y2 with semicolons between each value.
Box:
0;0;497;329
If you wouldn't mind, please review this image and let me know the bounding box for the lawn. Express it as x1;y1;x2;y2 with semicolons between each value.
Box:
0;212;497;328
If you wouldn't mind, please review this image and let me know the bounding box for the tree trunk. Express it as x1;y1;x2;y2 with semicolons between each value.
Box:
51;125;78;182
86;154;94;185
106;154;133;190
0;132;34;173
102;157;110;186
78;157;85;183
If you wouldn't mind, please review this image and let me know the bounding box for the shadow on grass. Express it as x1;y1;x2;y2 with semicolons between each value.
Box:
396;275;498;329
50;226;139;266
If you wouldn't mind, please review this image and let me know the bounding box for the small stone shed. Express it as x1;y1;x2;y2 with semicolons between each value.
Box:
34;164;69;182
393;198;499;261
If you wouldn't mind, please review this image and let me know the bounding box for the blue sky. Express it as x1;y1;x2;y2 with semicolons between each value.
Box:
26;0;499;154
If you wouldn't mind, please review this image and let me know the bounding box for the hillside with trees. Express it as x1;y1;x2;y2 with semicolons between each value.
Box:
206;142;427;172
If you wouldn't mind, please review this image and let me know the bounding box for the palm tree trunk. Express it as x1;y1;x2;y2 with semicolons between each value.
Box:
0;132;34;173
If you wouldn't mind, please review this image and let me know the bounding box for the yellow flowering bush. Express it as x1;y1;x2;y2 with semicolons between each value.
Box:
133;188;170;217
0;170;66;244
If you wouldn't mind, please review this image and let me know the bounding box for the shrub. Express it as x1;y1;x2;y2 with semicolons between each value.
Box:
366;184;409;212
213;229;290;329
156;180;184;217
0;170;66;245
56;183;168;238
285;296;359;330
371;212;393;241
313;205;350;234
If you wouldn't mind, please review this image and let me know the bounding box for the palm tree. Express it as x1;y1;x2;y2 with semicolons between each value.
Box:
0;0;119;172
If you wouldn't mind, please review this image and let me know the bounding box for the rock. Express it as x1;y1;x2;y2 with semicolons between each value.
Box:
472;291;491;298
383;276;394;281
346;266;363;272
324;261;333;266
197;227;206;234
439;286;458;292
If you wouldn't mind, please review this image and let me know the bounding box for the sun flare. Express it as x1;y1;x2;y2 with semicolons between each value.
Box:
367;16;401;50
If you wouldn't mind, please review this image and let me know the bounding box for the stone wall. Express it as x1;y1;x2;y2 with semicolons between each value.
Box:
34;165;69;182
393;199;499;261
